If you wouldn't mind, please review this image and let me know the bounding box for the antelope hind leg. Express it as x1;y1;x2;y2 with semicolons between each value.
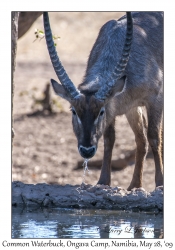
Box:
126;107;148;191
146;102;163;187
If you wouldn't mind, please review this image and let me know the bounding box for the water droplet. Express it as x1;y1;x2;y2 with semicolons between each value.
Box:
82;158;90;184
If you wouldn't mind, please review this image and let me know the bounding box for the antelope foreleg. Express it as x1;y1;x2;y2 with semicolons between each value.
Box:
97;120;115;186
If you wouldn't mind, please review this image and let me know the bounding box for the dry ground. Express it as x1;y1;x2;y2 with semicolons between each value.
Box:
12;12;155;192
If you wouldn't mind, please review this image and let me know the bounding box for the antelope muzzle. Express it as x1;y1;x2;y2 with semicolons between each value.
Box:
79;145;96;159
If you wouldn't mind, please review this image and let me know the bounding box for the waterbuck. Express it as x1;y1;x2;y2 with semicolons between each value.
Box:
43;12;163;190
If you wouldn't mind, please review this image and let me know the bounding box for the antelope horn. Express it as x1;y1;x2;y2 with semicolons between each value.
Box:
95;12;133;101
43;12;80;99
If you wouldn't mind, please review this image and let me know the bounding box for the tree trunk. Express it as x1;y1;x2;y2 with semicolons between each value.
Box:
18;12;42;39
12;12;43;142
12;12;19;141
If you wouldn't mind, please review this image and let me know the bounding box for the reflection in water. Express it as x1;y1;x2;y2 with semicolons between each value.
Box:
12;207;163;239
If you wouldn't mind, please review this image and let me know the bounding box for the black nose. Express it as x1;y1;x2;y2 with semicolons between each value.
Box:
79;146;96;159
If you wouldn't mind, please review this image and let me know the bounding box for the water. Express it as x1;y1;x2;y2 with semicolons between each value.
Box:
12;207;163;238
82;158;90;184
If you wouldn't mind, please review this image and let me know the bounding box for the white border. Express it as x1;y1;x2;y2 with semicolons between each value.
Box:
0;0;175;248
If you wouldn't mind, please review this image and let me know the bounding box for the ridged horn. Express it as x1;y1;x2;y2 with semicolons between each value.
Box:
95;12;133;101
43;12;80;99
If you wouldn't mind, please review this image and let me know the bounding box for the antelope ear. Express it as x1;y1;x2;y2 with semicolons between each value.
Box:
103;76;126;104
109;76;126;99
51;79;71;102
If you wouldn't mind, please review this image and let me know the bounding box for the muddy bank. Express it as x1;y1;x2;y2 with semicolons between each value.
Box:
12;181;163;212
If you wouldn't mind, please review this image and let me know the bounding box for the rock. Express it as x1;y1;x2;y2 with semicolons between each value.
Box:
12;181;163;212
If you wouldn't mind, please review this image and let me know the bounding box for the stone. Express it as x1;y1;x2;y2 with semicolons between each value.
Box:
12;181;163;212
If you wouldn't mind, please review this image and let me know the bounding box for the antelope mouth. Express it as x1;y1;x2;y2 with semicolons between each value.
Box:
78;145;96;159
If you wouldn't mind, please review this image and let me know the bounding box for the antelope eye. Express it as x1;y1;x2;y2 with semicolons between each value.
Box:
71;108;76;115
99;109;105;116
72;110;76;115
